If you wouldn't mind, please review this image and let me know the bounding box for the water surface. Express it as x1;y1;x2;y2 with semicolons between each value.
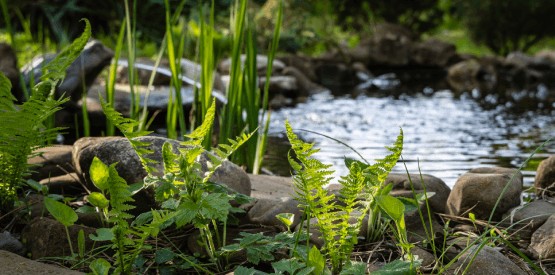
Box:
269;90;555;188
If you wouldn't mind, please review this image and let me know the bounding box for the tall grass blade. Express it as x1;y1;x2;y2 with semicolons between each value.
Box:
253;0;283;174
124;0;139;121
105;23;126;136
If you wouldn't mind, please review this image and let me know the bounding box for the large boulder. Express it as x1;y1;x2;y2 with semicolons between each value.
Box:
21;39;113;104
246;197;302;230
529;214;555;259
447;58;497;92
0;231;25;256
363;23;417;67
535;155;555;198
72;136;251;197
447;167;522;221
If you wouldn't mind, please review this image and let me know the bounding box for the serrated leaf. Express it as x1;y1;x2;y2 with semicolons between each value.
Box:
233;266;264;275
89;258;111;275
44;196;77;227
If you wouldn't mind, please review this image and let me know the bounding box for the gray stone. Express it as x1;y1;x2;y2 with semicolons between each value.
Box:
535;155;555;198
247;197;301;230
0;231;25;256
21;217;96;259
410;39;457;67
447;167;522;221
0;250;83;274
72;136;251;195
503;200;555;240
248;174;294;200
529;214;555;259
405;204;444;243
446;245;527;275
27;145;74;182
386;173;451;214
21;40;113;104
218;55;285;75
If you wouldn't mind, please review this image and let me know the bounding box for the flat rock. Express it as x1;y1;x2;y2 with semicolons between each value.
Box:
27;145;74;182
39;173;83;195
248;174;294;200
447;167;522;221
446;245;527;275
503;200;555;240
0;250;83;274
246;197;301;230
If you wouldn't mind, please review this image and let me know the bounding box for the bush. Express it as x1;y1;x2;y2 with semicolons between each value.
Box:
454;0;555;56
331;0;444;35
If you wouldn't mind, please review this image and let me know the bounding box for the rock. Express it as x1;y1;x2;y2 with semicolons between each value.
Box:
39;173;83;196
21;39;114;104
218;55;286;76
411;246;435;267
446;245;527;275
72;136;251;197
246;197;302;230
0;250;84;274
0;43;22;101
248;174;294;200
529;214;555;259
117;57;172;86
503;200;555;240
386;173;451;214
0;231;25;256
364;23;416;67
405;204;444;243
27;145;74;182
535;49;555;63
282;66;327;96
447;167;522;221
410;39;457;67
506;52;553;71
535;155;555;198
447;59;497;92
314;62;359;93
21;217;96;259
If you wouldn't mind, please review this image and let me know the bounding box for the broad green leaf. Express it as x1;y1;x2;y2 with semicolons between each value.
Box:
371;259;418;275
272;258;313;275
307;246;325;275
90;258;111;275
90;157;110;191
89;227;114;241
233;266;262;275
26;179;47;193
88;192;109;209
275;213;295;229
44;196;77;227
340;261;368;275
376;195;405;222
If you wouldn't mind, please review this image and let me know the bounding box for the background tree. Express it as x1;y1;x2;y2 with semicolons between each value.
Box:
454;0;555;56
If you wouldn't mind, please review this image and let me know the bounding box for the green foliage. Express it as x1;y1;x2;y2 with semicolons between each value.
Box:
44;196;78;227
285;121;407;273
217;0;282;173
0;20;90;213
454;0;555;55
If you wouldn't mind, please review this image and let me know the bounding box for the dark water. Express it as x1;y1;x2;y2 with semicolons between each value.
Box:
268;90;555;188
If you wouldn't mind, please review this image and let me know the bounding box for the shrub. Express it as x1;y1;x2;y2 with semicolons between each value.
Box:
454;0;555;56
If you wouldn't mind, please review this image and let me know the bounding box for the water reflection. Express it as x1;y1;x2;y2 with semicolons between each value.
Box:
269;90;555;188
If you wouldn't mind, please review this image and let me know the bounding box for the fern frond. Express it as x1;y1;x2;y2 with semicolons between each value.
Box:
100;97;157;174
182;98;216;148
105;163;135;221
362;128;403;187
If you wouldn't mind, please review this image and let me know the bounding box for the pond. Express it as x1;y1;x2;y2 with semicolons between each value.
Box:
268;88;555;189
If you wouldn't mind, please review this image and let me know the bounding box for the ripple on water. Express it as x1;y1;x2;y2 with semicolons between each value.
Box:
269;90;555;188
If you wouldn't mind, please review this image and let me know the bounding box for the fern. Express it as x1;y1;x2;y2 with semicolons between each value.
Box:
0;20;90;212
100;98;157;174
285;122;404;273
